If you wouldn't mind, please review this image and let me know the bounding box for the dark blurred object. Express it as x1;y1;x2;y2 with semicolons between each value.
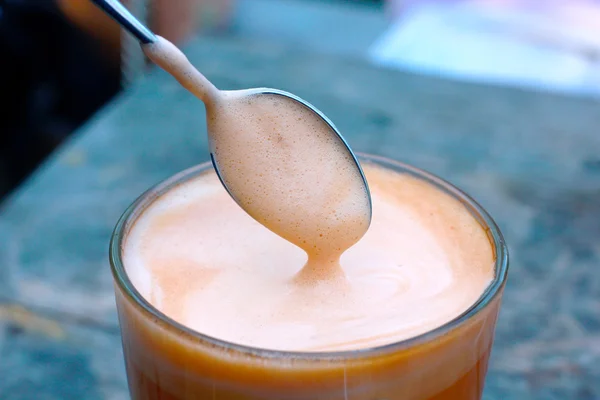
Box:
0;0;121;200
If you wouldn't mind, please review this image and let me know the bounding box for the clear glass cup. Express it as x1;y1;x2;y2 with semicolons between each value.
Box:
110;154;509;400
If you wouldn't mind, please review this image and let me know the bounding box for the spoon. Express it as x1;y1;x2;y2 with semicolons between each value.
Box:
91;0;373;252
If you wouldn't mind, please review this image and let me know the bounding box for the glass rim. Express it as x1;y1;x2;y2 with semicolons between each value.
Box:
109;153;509;360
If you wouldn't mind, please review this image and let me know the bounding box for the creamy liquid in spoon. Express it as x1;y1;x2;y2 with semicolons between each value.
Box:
143;37;371;281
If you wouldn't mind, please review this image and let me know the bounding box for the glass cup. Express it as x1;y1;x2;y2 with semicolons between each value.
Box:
110;154;509;400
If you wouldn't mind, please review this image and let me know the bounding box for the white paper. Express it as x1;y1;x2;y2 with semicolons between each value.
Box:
369;2;600;96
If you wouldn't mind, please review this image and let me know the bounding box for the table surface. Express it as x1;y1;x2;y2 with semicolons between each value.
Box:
1;35;599;400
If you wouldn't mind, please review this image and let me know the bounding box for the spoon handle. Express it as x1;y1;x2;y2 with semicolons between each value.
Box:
90;0;157;44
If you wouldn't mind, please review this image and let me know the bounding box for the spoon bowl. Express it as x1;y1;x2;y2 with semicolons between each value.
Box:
210;87;371;215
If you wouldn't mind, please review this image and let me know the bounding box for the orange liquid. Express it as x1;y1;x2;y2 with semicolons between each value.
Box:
115;285;502;400
113;160;505;400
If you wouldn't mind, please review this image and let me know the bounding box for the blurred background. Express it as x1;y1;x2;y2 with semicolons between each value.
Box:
1;0;599;202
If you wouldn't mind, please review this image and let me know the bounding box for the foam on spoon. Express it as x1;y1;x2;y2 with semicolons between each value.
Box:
143;37;371;280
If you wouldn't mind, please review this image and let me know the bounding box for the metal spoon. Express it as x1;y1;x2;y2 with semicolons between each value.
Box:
90;0;372;233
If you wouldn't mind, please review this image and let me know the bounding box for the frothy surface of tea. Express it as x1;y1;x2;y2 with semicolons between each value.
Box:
123;164;494;351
